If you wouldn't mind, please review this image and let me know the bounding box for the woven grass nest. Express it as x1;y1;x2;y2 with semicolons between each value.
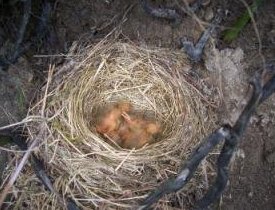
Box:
15;40;217;209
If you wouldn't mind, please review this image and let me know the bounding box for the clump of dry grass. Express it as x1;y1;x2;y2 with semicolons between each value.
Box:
8;40;217;209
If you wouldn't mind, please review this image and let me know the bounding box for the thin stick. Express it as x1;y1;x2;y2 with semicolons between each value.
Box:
0;136;38;208
0;65;52;207
0;146;33;153
41;65;54;117
240;0;266;69
0;116;44;131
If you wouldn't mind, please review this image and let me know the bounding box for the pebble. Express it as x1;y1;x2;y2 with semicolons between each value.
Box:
202;0;211;7
204;8;214;21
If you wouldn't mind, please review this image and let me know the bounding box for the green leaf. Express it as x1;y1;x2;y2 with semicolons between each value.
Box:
223;0;263;43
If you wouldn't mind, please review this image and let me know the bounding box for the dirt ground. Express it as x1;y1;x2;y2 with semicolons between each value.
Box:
1;0;275;209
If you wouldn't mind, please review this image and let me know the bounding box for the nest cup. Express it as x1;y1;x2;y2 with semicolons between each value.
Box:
17;41;215;209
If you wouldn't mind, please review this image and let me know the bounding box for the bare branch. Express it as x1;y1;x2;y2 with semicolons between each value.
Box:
180;11;222;62
140;70;275;209
139;126;231;209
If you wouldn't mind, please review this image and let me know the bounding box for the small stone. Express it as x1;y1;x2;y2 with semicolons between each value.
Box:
202;0;211;6
250;115;259;124
235;148;245;159
268;29;275;44
266;152;275;164
104;0;113;4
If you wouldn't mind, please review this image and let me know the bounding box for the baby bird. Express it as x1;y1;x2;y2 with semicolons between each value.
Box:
119;113;161;149
96;102;132;142
96;101;161;149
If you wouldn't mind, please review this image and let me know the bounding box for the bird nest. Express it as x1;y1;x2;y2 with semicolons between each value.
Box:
10;40;217;209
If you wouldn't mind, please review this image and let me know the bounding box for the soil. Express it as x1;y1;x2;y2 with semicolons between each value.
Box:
0;0;275;209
